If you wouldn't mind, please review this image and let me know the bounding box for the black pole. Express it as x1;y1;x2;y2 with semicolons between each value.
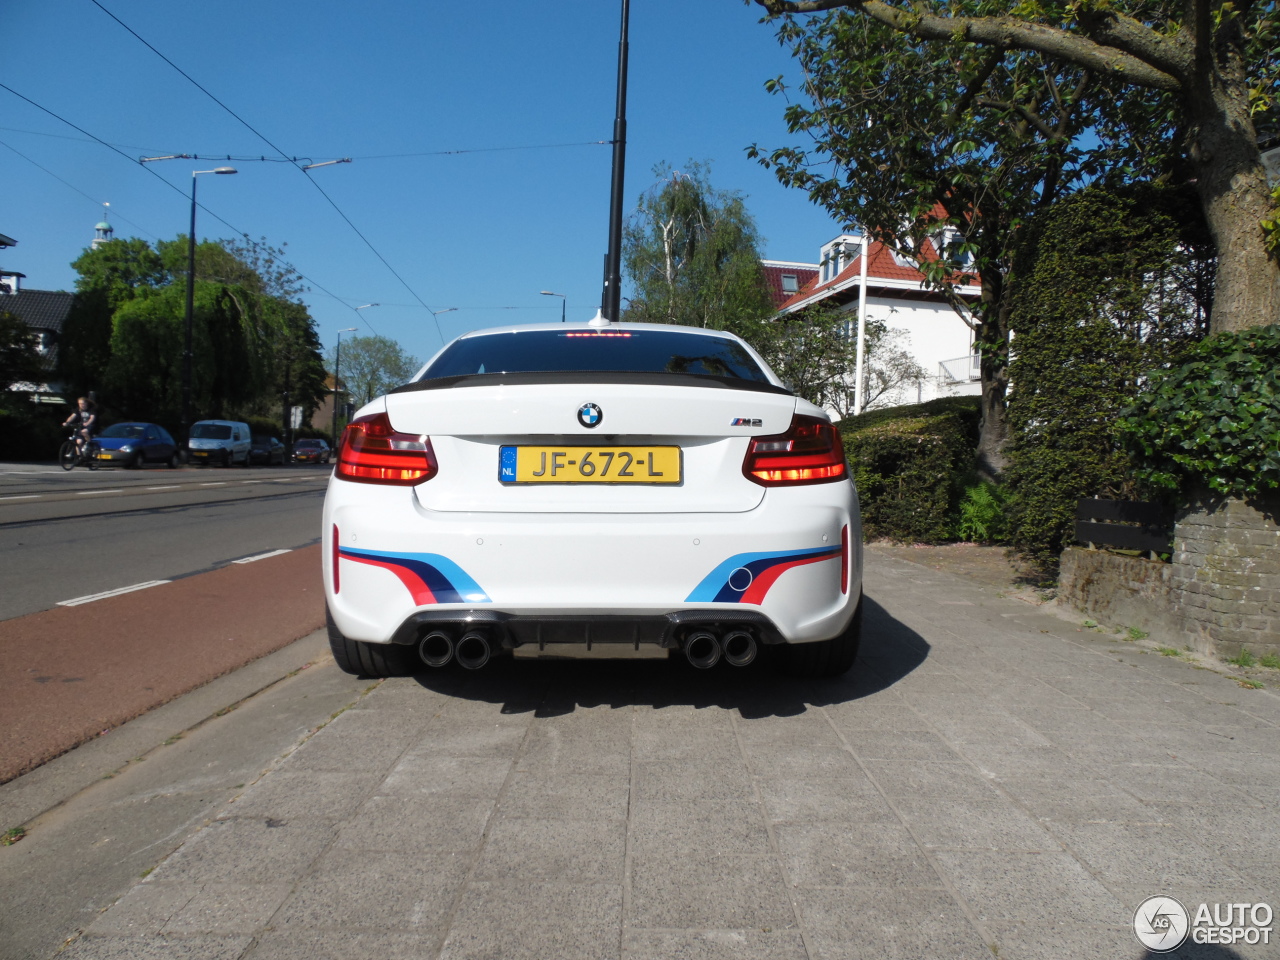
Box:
601;0;630;322
182;175;197;446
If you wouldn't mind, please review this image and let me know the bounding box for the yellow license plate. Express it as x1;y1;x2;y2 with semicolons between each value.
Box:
499;446;681;484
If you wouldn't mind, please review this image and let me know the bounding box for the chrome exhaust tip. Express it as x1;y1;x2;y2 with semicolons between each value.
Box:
419;629;455;668
684;630;721;669
721;630;757;667
455;631;492;670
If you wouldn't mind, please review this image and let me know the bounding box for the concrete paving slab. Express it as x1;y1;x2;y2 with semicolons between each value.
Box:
38;548;1280;960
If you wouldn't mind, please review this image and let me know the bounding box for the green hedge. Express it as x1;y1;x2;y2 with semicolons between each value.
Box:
1004;183;1210;562
0;405;71;461
1118;323;1280;498
839;397;979;542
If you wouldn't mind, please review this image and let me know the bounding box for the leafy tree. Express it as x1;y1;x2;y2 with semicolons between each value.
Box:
0;311;43;392
328;335;421;408
104;284;262;424
67;233;325;431
754;0;1280;336
622;162;775;339
751;8;1119;476
57;288;114;400
70;238;166;309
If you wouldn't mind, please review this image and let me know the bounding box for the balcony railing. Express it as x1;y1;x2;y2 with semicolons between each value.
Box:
938;354;981;383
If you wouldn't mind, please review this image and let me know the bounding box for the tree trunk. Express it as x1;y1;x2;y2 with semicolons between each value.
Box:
970;254;1013;480
1185;45;1280;332
975;351;1009;481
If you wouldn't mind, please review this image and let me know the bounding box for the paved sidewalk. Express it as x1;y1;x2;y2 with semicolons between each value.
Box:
55;552;1280;959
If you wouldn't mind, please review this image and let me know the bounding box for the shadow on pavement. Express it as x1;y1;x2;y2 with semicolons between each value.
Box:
409;595;929;720
1157;945;1251;959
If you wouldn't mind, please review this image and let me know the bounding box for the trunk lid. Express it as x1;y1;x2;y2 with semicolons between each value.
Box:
384;381;797;514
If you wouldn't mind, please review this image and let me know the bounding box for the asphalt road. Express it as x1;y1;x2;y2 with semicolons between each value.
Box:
0;461;330;622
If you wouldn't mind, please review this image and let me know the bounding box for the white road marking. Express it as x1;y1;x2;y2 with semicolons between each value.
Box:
0;494;40;501
76;489;123;495
146;485;180;491
232;548;293;564
200;482;227;486
58;580;171;606
242;480;264;484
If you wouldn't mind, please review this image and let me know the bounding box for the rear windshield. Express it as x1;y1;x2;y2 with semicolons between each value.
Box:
191;424;232;440
100;424;145;439
419;329;770;383
295;440;323;448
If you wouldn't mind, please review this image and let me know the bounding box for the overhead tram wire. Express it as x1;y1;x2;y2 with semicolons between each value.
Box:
0;124;607;163
0;139;160;239
352;141;610;160
88;0;294;161
0;81;381;336
90;0;449;345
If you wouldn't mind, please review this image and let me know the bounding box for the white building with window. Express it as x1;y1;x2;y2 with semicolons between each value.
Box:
765;230;982;411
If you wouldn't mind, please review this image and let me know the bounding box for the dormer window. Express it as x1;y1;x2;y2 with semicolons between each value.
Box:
781;274;798;293
891;245;916;268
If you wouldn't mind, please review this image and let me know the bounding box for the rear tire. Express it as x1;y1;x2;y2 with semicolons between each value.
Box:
780;595;863;678
326;606;417;677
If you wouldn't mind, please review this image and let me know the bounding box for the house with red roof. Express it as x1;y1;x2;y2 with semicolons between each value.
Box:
1;232;72;402
773;230;982;410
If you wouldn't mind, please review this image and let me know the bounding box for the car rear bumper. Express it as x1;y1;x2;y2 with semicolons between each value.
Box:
323;477;862;646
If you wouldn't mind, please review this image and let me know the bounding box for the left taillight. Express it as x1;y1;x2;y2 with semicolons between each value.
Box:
334;412;437;485
743;414;847;486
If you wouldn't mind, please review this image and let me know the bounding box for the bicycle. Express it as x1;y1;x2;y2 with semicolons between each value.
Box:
59;431;101;471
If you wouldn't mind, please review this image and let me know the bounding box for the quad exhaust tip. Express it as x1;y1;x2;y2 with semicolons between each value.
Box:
419;630;455;668
684;630;722;669
455;631;492;671
721;630;757;667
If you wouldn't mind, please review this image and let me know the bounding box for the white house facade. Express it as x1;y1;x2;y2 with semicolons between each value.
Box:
765;232;982;414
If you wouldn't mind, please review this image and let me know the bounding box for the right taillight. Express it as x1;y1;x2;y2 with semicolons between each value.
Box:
743;414;847;486
335;412;437;485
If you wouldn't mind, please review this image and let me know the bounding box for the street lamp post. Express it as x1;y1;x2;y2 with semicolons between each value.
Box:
182;167;236;445
540;291;566;322
331;324;361;448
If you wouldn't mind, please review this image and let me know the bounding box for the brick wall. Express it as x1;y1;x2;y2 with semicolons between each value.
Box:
1059;495;1280;660
1171;496;1280;658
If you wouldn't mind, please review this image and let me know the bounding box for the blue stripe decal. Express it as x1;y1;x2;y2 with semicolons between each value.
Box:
686;547;836;603
340;547;491;603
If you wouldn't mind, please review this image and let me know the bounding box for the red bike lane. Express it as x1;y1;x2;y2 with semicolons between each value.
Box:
0;546;324;784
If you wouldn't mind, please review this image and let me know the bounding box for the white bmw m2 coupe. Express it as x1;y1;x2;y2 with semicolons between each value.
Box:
322;319;863;678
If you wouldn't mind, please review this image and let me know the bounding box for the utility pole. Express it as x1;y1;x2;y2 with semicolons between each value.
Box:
600;0;630;322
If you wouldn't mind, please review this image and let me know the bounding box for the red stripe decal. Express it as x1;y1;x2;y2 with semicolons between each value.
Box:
739;551;838;605
340;552;438;605
332;524;340;594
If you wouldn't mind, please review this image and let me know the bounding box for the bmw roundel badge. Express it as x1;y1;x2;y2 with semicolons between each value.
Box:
577;402;603;428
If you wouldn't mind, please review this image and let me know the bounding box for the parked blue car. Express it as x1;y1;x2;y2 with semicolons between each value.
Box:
94;422;180;469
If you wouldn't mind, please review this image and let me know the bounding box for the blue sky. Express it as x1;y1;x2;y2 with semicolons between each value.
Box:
2;1;842;364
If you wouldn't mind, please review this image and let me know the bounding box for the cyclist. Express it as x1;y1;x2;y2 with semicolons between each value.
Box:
62;396;98;459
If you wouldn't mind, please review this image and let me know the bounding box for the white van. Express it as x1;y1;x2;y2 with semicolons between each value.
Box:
188;420;253;467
